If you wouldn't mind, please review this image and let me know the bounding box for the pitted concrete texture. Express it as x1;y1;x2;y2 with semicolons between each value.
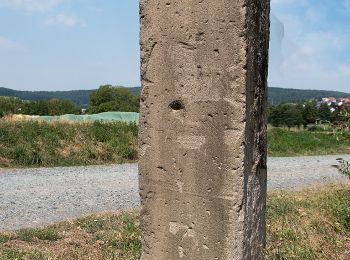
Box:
139;1;270;259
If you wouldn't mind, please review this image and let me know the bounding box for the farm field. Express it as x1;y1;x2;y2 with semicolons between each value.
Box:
1;184;349;260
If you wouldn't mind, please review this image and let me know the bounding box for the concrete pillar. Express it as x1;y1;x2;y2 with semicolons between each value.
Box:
139;1;270;259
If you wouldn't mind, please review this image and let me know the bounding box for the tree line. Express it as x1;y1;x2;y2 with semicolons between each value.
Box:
0;85;140;117
268;101;348;128
0;97;80;117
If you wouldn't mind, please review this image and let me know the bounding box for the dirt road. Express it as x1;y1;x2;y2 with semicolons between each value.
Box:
0;154;349;230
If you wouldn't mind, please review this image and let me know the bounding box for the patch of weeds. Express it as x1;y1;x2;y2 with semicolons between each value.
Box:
85;213;142;260
269;228;298;242
337;159;350;179
77;217;112;234
267;244;317;260
0;234;10;244
0;120;138;168
266;186;350;259
320;189;350;232
17;227;60;242
268;127;350;156
117;143;137;160
0;248;46;260
267;193;309;221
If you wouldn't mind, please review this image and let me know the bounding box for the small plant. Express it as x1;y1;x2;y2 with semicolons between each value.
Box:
337;158;350;179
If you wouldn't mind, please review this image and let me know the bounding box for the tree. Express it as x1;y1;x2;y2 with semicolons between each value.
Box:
47;99;80;116
318;103;331;122
90;85;116;107
302;101;318;127
268;103;303;128
282;105;303;129
268;105;283;127
22;99;80;116
0;97;24;117
89;85;140;113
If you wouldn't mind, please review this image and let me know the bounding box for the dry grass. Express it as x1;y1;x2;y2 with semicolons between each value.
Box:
0;211;141;260
266;183;350;259
1;185;349;259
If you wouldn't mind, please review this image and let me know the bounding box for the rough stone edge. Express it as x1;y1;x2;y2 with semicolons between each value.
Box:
243;0;271;259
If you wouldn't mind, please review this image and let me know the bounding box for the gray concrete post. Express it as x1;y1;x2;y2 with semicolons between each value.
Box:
139;1;270;259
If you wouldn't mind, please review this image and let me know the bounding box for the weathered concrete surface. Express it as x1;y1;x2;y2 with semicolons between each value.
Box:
139;1;270;259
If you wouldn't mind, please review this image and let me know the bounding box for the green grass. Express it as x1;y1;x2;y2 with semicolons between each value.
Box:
76;213;141;259
0;120;138;168
1;186;349;259
0;248;46;260
266;185;350;259
17;227;60;242
268;127;350;156
1;120;349;167
0;234;10;244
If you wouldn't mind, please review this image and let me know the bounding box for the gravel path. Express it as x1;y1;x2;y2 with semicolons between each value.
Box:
0;154;349;230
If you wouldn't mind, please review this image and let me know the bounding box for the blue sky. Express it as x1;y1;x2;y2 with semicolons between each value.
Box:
0;0;349;92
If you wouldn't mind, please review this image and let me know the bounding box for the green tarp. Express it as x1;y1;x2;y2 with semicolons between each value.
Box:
37;112;139;124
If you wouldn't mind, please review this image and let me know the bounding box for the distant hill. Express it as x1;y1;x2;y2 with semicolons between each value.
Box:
268;87;350;104
0;87;141;107
1;86;349;106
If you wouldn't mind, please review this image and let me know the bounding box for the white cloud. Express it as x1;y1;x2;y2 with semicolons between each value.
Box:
46;13;84;27
0;0;64;12
0;36;23;50
268;0;350;92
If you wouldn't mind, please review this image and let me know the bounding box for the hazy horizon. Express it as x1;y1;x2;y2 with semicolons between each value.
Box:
0;0;349;92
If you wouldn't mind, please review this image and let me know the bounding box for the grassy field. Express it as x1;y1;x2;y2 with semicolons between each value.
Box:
268;127;350;157
0;185;349;259
266;184;350;259
0;120;349;168
0;120;138;168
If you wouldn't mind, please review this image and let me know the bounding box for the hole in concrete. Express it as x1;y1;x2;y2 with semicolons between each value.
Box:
169;100;185;111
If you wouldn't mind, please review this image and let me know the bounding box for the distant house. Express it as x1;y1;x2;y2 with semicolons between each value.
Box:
340;98;350;104
322;97;337;103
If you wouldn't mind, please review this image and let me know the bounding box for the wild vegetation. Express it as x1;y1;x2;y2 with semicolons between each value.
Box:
268;127;350;156
0;120;138;168
0;185;349;259
266;184;350;259
0;86;141;107
0;85;140;117
0;97;80;117
338;159;350;179
0;118;349;168
88;85;140;113
268;100;349;128
0;211;140;260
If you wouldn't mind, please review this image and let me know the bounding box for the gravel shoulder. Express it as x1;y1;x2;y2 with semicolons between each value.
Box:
1;154;349;230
